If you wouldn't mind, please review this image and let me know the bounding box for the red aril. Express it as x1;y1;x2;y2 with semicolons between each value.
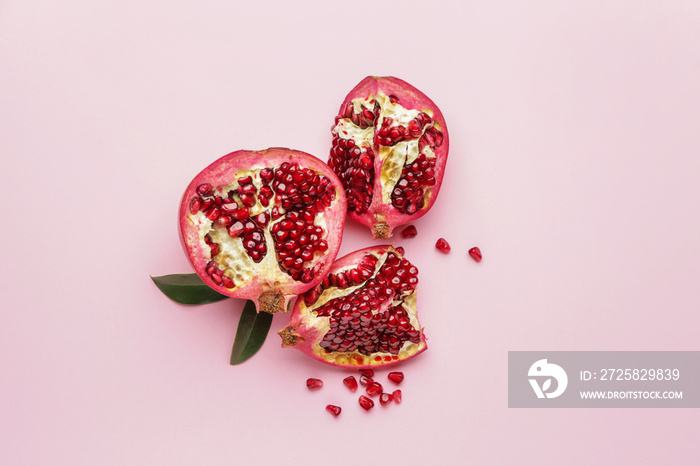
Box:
387;371;404;384
326;405;342;416
179;148;346;313
393;389;402;404
329;76;449;239
401;225;418;238
468;247;482;262
359;395;374;411
435;238;451;253
279;245;427;369
366;382;383;397
360;369;375;378
343;376;358;392
306;378;323;390
359;374;374;386
379;392;393;405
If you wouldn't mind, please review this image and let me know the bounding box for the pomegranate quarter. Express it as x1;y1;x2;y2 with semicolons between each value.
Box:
279;245;427;369
329;76;449;239
179;148;347;313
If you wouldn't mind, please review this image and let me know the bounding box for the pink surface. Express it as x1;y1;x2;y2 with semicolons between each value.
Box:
1;1;699;464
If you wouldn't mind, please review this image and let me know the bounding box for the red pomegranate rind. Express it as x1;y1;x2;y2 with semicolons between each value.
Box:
279;245;427;369
329;76;449;239
179;148;347;313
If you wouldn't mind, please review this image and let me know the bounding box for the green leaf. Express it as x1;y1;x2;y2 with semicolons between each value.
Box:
151;273;230;305
230;300;273;365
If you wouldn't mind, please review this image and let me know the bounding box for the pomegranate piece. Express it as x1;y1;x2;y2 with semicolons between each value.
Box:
360;368;374;378
329;76;449;239
359;374;374;386
435;238;451;253
392;389;402;404
379;392;393;405
387;371;404;384
468;247;482;262
401;225;418;238
279;245;427;369
326;404;342;416
366;382;383;397
343;376;358;392
179;148;347;313
359;395;375;411
306;378;323;390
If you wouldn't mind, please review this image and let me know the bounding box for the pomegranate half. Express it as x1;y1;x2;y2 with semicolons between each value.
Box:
329;76;449;239
179;148;347;313
279;245;427;368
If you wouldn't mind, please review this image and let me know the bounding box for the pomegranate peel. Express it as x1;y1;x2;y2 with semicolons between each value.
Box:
179;148;347;313
279;245;427;369
329;76;449;239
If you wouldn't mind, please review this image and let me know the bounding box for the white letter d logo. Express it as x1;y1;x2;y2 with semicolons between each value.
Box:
528;359;568;399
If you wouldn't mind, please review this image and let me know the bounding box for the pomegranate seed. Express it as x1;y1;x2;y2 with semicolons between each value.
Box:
360;369;374;378
359;374;373;386
379;392;393;405
366;382;383;397
387;371;404;384
395;246;405;255
435;238;451;253
468;247;482;262
359;395;374;411
392;389;402;404
401;225;417;238
326;405;342;416
343;376;358;392
306;378;323;390
196;183;213;196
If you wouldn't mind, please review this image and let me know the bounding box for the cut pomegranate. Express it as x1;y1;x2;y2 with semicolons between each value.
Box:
379;392;393;405
435;238;451;253
326;404;342;416
329;76;449;239
179;148;347;313
366;382;383;397
359;395;374;411
401;225;418;238
392;389;402;404
468;247;482;262
279;245;427;369
343;376;358;392
387;371;404;384
306;378;323;390
360;369;375;378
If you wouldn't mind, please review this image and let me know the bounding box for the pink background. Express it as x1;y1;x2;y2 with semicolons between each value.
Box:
2;1;700;464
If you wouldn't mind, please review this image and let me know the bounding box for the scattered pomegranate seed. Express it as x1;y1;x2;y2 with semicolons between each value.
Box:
359;374;374;386
306;378;323;390
366;382;383;397
326;405;342;416
387;371;404;384
343;376;358;392
392;389;402;404
379;392;393;405
360;369;374;378
401;225;417;238
395;246;405;255
435;238;451;253
468;247;482;262
359;395;374;411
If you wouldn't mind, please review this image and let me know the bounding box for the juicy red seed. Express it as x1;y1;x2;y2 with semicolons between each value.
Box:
379;392;393;405
468;247;482;262
359;395;374;411
196;183;213;196
238;175;252;185
221;275;234;288
387;372;404;384
392;389;402;404
359;374;374;386
395;246;405;255
435;238;451;253
343;376;358;392
189;197;202;214
366;382;383;397
360;368;374;378
326;405;342;416
306;378;323;390
401;225;417;238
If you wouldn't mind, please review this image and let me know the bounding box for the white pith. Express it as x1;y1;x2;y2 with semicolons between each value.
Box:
297;247;425;366
331;91;439;205
189;167;331;292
